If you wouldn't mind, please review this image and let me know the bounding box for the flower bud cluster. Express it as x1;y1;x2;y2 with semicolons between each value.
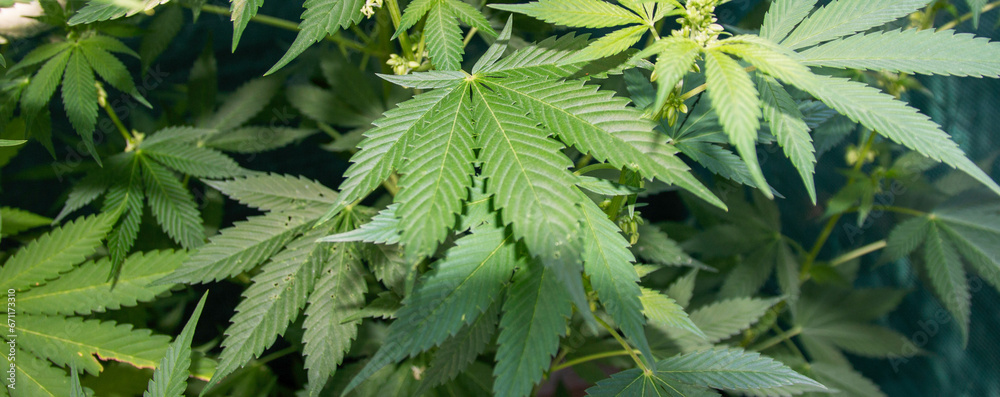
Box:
361;0;384;18
675;0;726;46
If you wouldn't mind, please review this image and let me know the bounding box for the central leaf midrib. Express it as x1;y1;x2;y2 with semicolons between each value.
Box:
471;84;549;229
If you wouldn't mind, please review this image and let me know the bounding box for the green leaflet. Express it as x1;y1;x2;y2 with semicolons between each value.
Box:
10;348;73;397
718;240;780;299
759;0;818;42
203;127;317;153
802;322;918;359
800;74;1000;196
78;41;147;106
674;142;766;192
780;0;931;50
104;143;143;278
471;15;513;74
0;207;52;237
570;24;648;62
656;348;825;392
445;0;498;36
481;74;718;208
140;156;205;249
795;288;918;362
924;223;972;344
342;222;517;393
268;0;365;74
585;348;826;396
378;70;466;89
14;34;142;164
303;239;367;396
17;250;186;316
883;206;1000;344
718;39;1000;197
394;83;476;260
140;142;247;178
140;5;184;72
667;297;782;352
798;29;1000;77
206;227;331;392
809;362;887;397
425;1;469;70
648;37;700;114
392;0;495;71
206;173;339;213
156;210;318;285
341;291;401;322
666;269;698;309
632;223;701;268
586;368;717;397
197;76;282;131
470;80;598;324
417;303;500;393
703;49;770;197
321;89;455;223
15;314;170;375
229;0;266;51
143;292;209;397
62;49;100;161
319;204;401;245
641;287;705;340
471;82;586;267
69;0;163;24
491;0;644;29
578;192;655;368
0;213;115;292
478;32;589;77
969;0;989;27
494;260;573;397
21;45;71;112
757;75;817;203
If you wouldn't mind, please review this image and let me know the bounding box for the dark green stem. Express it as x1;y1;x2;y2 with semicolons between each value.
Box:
801;132;877;279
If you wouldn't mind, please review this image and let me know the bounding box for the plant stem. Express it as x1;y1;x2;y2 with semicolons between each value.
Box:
679;67;756;101
937;1;1000;31
103;102;132;145
382;172;400;196
197;5;379;56
829;240;887;267
800;132;877;279
750;325;802;352
574;154;594;171
595;316;648;372
463;27;479;47
256;345;300;366
868;205;928;218
573;163;618;175
384;0;416;60
679;83;706;101
550;350;640;372
201;5;299;31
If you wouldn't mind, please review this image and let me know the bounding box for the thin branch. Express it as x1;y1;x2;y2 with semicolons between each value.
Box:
938;1;1000;31
550;350;640;372
830;240;887;267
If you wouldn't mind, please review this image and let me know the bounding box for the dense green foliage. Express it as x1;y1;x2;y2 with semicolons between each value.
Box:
2;0;1000;396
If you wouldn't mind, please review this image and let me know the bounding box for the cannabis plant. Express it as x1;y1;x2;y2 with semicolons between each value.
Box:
2;0;1000;396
